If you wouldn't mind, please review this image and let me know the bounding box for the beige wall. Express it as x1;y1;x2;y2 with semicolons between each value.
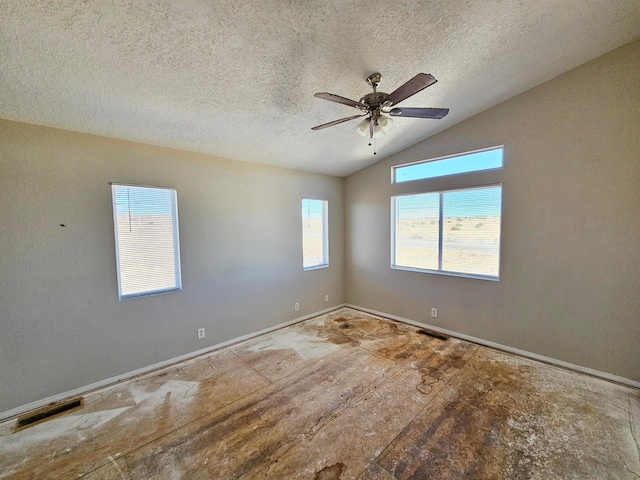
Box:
345;40;640;382
0;122;344;412
2;40;638;414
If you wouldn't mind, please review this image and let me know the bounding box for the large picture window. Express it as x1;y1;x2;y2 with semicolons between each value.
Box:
302;198;328;270
392;185;502;280
112;184;182;299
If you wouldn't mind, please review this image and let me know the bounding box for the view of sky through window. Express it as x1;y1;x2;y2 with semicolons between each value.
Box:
394;147;503;183
114;186;174;216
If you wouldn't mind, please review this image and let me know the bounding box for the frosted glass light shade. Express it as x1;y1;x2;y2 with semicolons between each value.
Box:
378;115;394;132
355;117;370;136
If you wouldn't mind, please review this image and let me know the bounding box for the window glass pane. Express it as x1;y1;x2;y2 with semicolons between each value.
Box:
392;185;501;279
112;185;182;299
394;147;503;183
302;198;328;269
394;193;440;271
442;186;501;277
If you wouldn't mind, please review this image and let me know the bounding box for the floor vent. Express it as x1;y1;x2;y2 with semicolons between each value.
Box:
14;397;83;432
417;329;449;341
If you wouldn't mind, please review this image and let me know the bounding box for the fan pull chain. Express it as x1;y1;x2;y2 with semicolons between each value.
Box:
367;136;377;155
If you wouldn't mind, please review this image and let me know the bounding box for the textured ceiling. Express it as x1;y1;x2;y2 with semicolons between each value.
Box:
1;1;639;176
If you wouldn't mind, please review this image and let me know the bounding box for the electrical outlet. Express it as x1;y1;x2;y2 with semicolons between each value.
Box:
431;308;438;318
325;294;329;302
294;302;299;311
197;327;205;339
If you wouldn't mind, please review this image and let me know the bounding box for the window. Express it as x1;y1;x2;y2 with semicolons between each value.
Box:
112;184;182;299
302;198;328;270
393;146;503;183
392;185;502;280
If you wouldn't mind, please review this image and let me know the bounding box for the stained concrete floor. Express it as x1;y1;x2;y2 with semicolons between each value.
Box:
1;308;639;479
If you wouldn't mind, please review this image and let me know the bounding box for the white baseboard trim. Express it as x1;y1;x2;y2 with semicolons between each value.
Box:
0;304;346;422
346;304;640;390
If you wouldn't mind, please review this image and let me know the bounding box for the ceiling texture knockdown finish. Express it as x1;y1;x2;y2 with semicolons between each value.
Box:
1;1;639;176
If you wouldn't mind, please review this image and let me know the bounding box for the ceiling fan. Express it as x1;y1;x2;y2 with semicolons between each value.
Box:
311;72;449;147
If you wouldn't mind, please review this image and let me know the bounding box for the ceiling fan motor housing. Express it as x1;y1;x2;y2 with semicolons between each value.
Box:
359;92;389;112
366;72;382;89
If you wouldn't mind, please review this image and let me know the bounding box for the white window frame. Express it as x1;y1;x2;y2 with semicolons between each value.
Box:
391;184;502;281
111;183;182;300
302;198;329;270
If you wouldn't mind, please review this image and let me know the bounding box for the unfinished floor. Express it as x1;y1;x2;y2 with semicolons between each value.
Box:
1;307;639;479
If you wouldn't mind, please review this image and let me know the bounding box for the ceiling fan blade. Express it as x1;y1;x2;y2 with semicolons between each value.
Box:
389;107;449;119
386;73;437;106
311;114;364;130
314;92;366;109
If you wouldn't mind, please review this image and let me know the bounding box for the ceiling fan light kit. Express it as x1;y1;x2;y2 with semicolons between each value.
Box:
312;72;449;153
355;115;393;137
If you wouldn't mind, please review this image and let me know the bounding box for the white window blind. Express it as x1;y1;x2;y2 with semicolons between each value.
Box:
392;185;502;280
302;198;328;270
394;193;440;271
112;184;182;299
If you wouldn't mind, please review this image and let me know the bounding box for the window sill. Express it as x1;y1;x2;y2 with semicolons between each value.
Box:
391;265;499;282
303;264;329;272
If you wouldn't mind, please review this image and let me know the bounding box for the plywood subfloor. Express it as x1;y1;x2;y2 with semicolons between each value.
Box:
1;307;639;479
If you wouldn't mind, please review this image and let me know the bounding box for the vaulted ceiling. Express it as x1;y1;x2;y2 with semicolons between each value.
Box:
1;1;639;176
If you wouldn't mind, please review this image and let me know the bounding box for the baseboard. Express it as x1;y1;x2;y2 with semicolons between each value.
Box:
6;302;633;422
346;304;640;390
0;304;347;422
